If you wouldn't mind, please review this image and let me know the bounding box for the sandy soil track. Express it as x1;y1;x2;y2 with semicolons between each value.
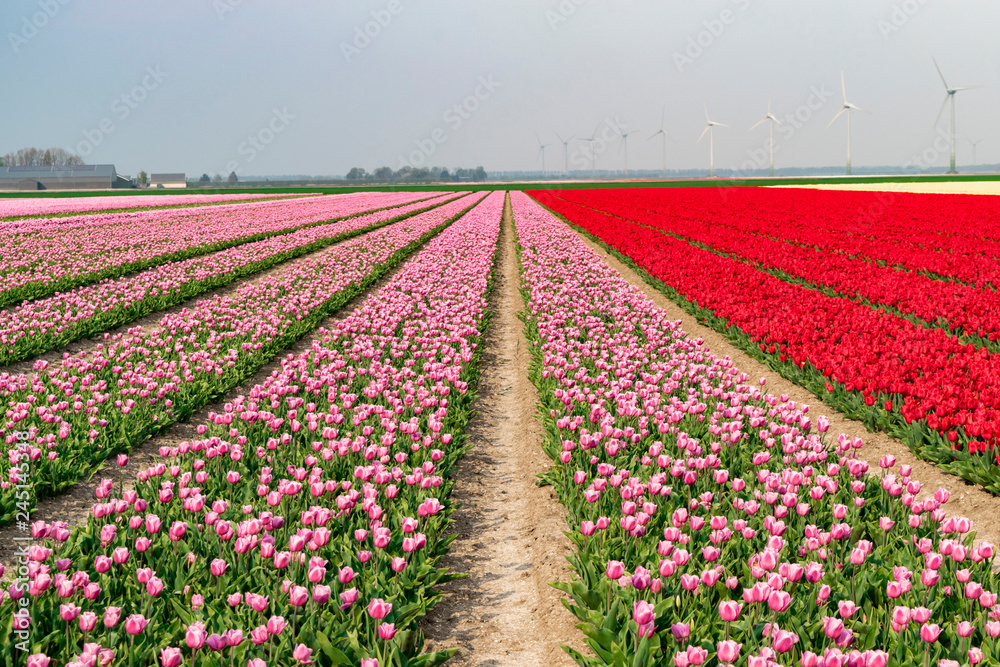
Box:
421;196;584;667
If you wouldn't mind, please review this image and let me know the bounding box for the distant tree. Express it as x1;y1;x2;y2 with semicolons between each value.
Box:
373;166;393;182
199;173;211;183
137;171;148;187
473;166;487;182
345;167;368;181
228;171;238;184
439;168;450;181
212;173;223;183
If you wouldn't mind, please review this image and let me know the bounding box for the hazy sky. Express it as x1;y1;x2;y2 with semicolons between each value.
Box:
3;1;999;177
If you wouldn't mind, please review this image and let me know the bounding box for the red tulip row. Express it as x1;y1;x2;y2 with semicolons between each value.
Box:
529;190;1000;494
511;190;999;667
544;186;1000;288
0;191;505;667
543;190;1000;346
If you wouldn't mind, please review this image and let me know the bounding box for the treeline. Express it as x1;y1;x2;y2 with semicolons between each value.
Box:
2;147;85;167
344;166;488;182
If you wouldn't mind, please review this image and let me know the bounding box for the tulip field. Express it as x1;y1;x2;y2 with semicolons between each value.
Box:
530;187;1000;495
0;193;321;221
513;190;999;667
3;185;1000;667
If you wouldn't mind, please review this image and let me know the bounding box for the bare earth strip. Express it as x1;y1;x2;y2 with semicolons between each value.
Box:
566;224;1000;554
421;197;584;666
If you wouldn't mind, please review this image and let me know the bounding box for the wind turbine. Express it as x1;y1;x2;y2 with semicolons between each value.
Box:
933;58;982;174
647;105;674;178
616;123;640;177
969;137;984;167
698;103;728;178
584;125;601;179
750;95;782;177
827;72;865;176
535;134;552;176
555;133;575;174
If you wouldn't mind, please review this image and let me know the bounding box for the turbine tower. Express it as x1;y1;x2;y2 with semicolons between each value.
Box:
698;104;728;178
934;57;982;174
584;124;601;179
969;138;984;167
750;96;782;177
617;124;640;177
827;72;865;176
555;133;574;174
535;134;552;176
647;105;674;179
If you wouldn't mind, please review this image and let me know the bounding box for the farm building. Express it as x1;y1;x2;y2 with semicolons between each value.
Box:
149;173;187;188
0;164;130;190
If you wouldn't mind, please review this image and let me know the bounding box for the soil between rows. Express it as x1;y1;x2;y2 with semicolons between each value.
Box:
565;222;1000;554
421;196;584;666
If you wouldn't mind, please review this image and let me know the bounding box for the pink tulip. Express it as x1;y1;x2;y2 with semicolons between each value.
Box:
186;622;207;649
920;623;942;643
368;598;392;620
160;647;183;667
717;640;741;663
124;614;148;635
266;615;286;635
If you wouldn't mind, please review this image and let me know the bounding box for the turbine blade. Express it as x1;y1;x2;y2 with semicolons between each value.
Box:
934;94;949;127
952;85;984;92
661;104;666;130
768;113;782;124
845;102;864;112
698;125;710;143
704;102;710;122
826;107;847;129
750;117;767;129
714;122;729;127
933;57;949;90
841;71;847;103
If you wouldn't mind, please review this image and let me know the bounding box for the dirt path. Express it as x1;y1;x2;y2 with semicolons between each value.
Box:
421;197;584;667
567;225;1000;552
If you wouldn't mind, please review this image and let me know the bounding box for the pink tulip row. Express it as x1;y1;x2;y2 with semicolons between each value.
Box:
0;192;312;220
0;193;460;365
0;191;505;666
0;192;486;522
510;190;998;667
0;191;441;306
